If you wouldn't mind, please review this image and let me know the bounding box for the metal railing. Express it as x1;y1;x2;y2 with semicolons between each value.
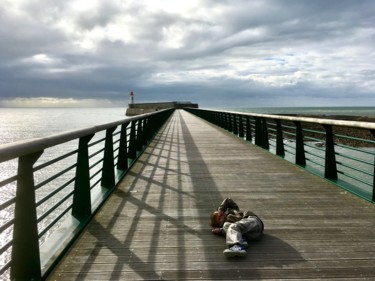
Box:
0;109;174;280
185;108;375;203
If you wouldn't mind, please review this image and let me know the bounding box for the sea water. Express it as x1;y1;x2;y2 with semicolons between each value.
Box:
0;107;129;145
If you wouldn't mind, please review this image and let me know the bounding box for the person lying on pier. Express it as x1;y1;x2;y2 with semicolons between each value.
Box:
210;197;264;257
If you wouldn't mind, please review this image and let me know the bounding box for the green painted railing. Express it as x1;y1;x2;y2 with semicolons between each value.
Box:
185;108;375;203
0;109;174;280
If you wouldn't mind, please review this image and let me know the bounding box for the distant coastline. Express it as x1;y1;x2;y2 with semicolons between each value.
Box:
231;106;375;118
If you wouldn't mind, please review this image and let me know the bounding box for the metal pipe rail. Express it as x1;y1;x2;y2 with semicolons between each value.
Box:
184;108;375;204
0;109;174;280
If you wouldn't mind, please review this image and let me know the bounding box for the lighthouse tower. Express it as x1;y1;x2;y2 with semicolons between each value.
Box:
130;90;134;104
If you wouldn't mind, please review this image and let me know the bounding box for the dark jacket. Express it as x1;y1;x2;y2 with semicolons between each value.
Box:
218;197;264;232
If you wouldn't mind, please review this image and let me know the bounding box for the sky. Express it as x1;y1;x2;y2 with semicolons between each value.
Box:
0;0;374;108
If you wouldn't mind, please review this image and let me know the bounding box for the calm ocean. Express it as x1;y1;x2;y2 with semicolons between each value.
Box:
0;107;128;145
1;106;375;145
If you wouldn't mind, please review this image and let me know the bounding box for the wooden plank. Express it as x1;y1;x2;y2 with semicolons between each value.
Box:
47;110;375;280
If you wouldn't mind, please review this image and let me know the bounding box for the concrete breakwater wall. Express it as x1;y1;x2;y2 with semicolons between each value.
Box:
126;101;198;116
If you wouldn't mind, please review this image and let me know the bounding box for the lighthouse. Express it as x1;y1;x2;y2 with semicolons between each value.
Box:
130;90;134;104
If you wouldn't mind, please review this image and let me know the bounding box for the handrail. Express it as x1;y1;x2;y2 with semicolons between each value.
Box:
184;108;375;204
0;111;165;163
205;108;375;130
0;108;174;280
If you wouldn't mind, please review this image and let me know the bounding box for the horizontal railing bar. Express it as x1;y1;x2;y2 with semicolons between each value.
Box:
304;135;324;142
39;203;73;239
0;219;14;235
336;152;373;166
34;150;78;172
337;170;372;187
306;158;324;168
303;128;326;135
200;108;375;130
335;143;375;155
35;164;76;191
89;158;103;171
90;169;102;182
283;142;295;148
0;110;165;163
0;175;17;189
89;137;105;147
89;148;104;159
283;131;295;137
90;178;101;190
37;191;74;226
0;239;12;258
0;260;11;276
304;142;325;152
0;198;15;211
305;149;325;160
284;149;296;156
337;161;373;177
36;178;75;207
335;133;375;145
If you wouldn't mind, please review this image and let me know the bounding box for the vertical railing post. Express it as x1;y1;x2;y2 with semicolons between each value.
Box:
148;115;157;137
101;126;117;189
323;125;338;180
142;118;151;144
228;114;233;132
238;115;244;138
72;134;95;221
128;121;137;159
246;116;252;142
371;130;375;202
255;117;262;147
261;118;269;150
276;119;285;157
224;113;229;130
294;121;306;166
136;119;144;151
220;113;225;128
11;151;43;280
117;122;129;171
233;114;238;135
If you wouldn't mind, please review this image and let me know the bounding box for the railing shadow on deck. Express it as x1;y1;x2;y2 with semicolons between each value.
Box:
64;110;305;280
178;111;305;279
185;108;375;204
0;109;174;280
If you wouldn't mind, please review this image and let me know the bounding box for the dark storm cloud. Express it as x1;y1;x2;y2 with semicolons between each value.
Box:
0;0;374;107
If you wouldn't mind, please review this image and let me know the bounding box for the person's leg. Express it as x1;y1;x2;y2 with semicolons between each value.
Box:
225;217;258;246
243;216;264;241
223;218;258;257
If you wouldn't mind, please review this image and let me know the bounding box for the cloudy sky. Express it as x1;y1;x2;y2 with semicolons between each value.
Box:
0;0;374;108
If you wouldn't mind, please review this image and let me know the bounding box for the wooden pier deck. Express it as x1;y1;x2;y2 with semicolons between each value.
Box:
48;110;375;280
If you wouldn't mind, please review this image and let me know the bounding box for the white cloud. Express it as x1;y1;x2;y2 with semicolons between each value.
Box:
0;97;114;107
0;0;374;107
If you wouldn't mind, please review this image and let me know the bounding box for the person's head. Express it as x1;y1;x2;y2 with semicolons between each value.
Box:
210;211;225;228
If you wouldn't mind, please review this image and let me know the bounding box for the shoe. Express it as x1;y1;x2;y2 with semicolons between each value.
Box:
241;240;248;249
223;244;246;257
